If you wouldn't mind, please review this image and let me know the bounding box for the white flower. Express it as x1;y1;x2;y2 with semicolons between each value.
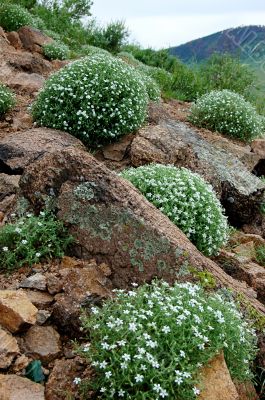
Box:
2;247;8;252
105;371;112;379
73;377;81;385
35;252;41;258
162;325;171;334
21;240;28;245
135;374;144;383
193;387;200;396
128;322;137;332
118;389;125;397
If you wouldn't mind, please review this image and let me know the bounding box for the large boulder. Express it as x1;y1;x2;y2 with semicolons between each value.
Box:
18;26;53;53
0;374;45;400
0;128;85;174
19;148;265;315
130;120;265;228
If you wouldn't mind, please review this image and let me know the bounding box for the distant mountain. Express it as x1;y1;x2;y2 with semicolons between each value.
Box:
169;25;265;64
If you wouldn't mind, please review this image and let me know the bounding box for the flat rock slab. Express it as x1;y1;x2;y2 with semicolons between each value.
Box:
23;325;61;363
0;328;19;369
20;273;47;291
0;290;37;333
130;121;265;226
0;374;44;400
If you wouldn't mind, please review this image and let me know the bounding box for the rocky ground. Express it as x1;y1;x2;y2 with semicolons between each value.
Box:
1;26;265;399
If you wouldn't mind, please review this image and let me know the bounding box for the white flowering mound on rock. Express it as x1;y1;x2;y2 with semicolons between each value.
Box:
78;281;256;399
189;89;263;142
43;41;70;61
0;3;36;31
121;164;228;256
0;83;15;117
32;54;149;147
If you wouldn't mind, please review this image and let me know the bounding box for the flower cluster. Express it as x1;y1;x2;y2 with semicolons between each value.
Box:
78;281;256;399
121;164;228;256
32;54;149;147
43;41;70;61
0;212;73;272
0;83;15;117
189;89;263;142
0;3;36;31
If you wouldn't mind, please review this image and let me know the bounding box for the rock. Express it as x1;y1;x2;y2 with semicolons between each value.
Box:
198;352;239;399
9;52;52;75
8;72;45;93
102;134;134;162
229;231;265;248
60;256;80;269
233;241;256;260
0;128;85;173
24;290;54;309
20;274;47;291
252;138;265;157
130;121;265;227
19;147;265;316
36;310;51;325
12;113;33;131
45;358;86;400
0;374;44;399
52;266;112;335
18;27;53;53
23;326;61;364
234;381;258;400
6;32;22;50
0;27;6;39
0;174;20;214
147;101;168;124
46;274;64;295
0;290;37;333
0;328;19;369
12;354;30;373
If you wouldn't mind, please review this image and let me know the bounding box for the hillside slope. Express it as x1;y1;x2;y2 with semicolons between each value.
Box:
169;25;265;64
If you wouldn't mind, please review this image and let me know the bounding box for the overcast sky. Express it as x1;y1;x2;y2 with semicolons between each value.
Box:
91;0;265;49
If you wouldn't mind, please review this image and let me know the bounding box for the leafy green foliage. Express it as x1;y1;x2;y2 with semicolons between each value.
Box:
32;54;149;147
88;20;129;54
78;281;256;399
0;212;73;272
0;3;36;31
121;164;228;256
189;89;263;141
0;83;15;117
255;245;265;266
43;41;70;60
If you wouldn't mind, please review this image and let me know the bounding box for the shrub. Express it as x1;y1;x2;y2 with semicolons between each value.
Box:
135;70;160;102
141;65;173;96
0;83;15;117
120;164;228;256
0;212;73;272
79;44;112;57
43;41;70;60
0;3;36;31
32;54;149;147
78;281;256;399
88;20;129;54
189;90;263;141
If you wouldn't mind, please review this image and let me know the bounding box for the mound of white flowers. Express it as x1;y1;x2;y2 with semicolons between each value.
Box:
189;89;263;141
32;54;149;147
0;83;15;117
121;164;228;256
78;281;256;399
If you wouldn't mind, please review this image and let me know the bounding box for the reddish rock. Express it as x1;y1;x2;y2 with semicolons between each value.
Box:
198;352;239;399
0;374;44;399
233;241;256;260
0;328;19;369
147;101;168;124
234;381;258;400
251;139;265;157
18;26;53;53
12;354;31;373
23;326;61;364
0;290;38;333
8;72;45;93
229;231;265;248
6;31;22;49
0;174;20;214
46;274;64;295
12;113;33;131
9;52;52;75
45;357;87;400
24;290;54;309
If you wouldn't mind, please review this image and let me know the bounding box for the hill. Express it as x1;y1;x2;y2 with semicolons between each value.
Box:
169;25;265;64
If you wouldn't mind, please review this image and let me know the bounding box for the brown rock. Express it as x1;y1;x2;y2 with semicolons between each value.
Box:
0;374;44;399
20;273;47;291
0;27;6;39
18;27;53;53
0;328;19;369
45;358;86;400
0;290;37;333
24;290;53;309
23;326;61;363
251;138;265;157
6;32;22;50
52;266;112;335
12;113;33;131
18;147;265;315
60;256;80;269
46;274;64;295
0;128;85;173
36;310;51;325
230;231;265;248
0;174;20;214
8;72;45;93
234;381;258;400
130;121;265;227
9;52;52;75
147;101;168;124
198;352;239;399
233;241;256;260
102;134;134;161
12;354;30;373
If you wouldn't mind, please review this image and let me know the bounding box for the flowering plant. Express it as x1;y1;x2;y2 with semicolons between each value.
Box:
0;83;15;117
0;212;73;272
31;54;149;147
0;3;36;31
189;89;263;141
43;41;70;61
78;281;256;399
120;164;228;256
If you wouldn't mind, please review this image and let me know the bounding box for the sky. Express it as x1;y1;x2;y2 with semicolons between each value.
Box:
91;0;265;49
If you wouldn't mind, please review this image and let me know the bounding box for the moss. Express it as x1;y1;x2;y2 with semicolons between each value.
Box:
237;293;265;332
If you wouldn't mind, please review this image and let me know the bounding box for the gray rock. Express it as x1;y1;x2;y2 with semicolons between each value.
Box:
20;273;47;291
